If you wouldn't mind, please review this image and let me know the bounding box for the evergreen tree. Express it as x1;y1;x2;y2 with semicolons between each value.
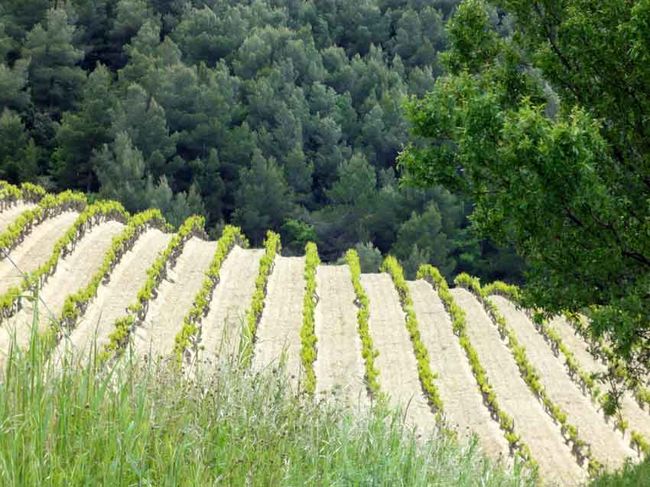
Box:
0;0;49;43
391;203;455;278
23;8;85;116
111;83;177;178
234;150;295;243
95;131;148;211
0;59;30;112
54;64;117;191
0;109;39;182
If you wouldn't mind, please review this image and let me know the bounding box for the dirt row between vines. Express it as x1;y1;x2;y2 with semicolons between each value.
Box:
197;246;263;367
314;265;367;407
409;280;510;461
491;295;635;469
360;273;437;437
132;237;216;360
0;211;79;295
252;256;305;388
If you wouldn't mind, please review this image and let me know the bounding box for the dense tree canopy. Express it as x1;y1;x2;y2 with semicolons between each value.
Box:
400;0;650;374
0;0;522;282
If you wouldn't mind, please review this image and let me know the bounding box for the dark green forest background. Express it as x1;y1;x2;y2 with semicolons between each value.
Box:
0;0;521;280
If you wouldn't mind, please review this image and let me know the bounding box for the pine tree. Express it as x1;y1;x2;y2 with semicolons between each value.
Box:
112;83;177;178
95;131;148;211
234;150;295;243
0;109;39;182
0;59;30;112
53;64;117;191
23;8;85;116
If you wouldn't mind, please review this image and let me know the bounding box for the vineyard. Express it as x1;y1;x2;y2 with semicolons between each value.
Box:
0;182;648;485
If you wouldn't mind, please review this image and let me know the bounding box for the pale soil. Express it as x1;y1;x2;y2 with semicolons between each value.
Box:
491;295;635;469
132;237;216;360
551;316;650;444
450;288;586;485
252;256;305;389
0;202;36;234
550;317;607;375
314;265;367;408
0;212;79;295
54;228;172;362
409;280;510;461
197;246;263;366
0;220;124;370
360;273;437;437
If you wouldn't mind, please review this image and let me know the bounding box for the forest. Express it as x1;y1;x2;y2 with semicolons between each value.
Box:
0;0;522;281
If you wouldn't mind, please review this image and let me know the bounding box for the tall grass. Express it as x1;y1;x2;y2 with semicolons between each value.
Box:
0;305;533;486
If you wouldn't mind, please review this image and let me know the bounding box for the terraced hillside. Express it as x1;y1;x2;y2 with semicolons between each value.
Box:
0;183;648;485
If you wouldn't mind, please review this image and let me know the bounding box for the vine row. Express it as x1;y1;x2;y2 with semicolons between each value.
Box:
300;241;320;394
567;312;650;416
101;216;207;360
485;282;650;457
456;274;602;476
0;199;127;323
0;190;87;264
173;225;248;364
416;265;537;472
345;249;380;396
58;209;169;331
240;230;281;367
381;256;444;417
0;181;46;210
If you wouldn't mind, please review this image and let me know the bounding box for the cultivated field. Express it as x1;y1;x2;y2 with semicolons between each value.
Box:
0;183;648;485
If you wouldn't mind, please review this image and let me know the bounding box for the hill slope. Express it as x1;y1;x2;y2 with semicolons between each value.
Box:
0;184;647;484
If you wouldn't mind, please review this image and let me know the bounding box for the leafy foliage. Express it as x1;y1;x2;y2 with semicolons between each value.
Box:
400;0;650;372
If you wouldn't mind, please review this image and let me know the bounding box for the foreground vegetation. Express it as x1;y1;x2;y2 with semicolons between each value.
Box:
0;320;532;486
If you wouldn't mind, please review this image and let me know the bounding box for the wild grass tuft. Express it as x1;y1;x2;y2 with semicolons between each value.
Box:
0;303;534;486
